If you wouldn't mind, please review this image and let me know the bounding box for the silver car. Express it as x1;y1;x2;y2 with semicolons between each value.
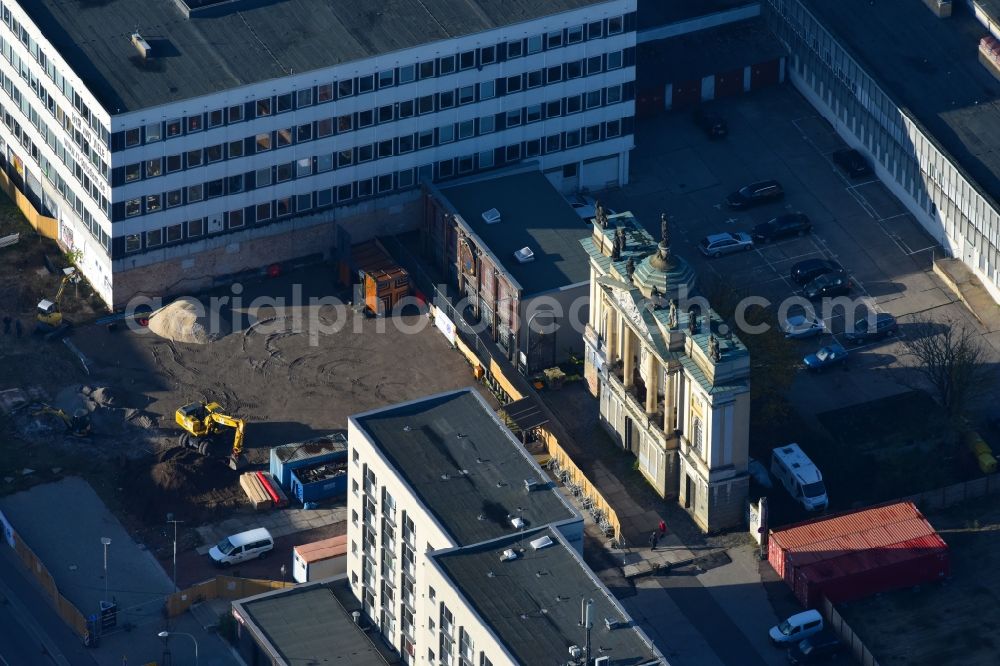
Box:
781;314;826;339
699;232;754;257
566;194;616;220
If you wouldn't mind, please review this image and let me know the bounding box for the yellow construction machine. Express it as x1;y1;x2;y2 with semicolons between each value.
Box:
36;269;79;338
31;404;91;437
175;401;246;470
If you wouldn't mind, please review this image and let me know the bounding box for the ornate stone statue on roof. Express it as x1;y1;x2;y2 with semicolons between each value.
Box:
625;255;636;282
649;212;674;272
709;334;721;362
687;307;698;334
611;232;622;261
595;200;608;228
668;298;677;329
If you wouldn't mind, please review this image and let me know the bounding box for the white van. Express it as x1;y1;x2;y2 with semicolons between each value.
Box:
209;527;274;566
769;609;824;645
770;444;828;511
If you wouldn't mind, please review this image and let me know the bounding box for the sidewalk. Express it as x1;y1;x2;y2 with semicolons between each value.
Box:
195;505;345;554
91;607;240;666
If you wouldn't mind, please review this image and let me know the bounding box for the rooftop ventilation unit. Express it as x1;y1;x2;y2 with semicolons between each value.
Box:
568;646;583;659
604;617;622;631
524;478;539;493
510;516;525;529
500;549;518;562
529;535;553;550
514;247;535;264
482;208;501;224
131;32;153;60
594;657;610;666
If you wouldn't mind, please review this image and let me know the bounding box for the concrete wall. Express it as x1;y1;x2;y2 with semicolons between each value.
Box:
519;284;589;373
111;196;422;306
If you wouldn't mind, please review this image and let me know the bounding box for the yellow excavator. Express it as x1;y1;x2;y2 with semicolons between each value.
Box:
175;401;246;470
31;404;91;437
36;269;80;339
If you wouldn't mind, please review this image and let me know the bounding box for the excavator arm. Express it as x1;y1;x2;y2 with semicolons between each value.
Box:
53;274;72;305
209;412;246;464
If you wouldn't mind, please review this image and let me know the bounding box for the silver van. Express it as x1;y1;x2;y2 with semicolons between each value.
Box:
769;609;824;646
208;527;274;566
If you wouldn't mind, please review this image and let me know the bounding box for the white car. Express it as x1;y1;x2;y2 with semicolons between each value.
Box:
566;194;616;220
781;314;826;339
769;609;824;646
699;232;754;257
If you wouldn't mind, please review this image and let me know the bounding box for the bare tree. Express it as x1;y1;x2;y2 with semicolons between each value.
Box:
899;317;992;428
702;279;799;431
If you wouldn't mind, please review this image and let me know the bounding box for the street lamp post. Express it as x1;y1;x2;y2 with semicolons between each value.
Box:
158;631;199;666
166;514;184;593
100;537;111;603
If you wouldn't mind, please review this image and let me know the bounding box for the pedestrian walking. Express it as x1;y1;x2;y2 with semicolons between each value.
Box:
2;315;10;335
648;531;658;551
14;319;22;338
658;519;666;536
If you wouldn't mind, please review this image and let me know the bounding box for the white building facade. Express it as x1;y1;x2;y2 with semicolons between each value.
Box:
581;214;751;532
345;390;662;665
0;0;637;307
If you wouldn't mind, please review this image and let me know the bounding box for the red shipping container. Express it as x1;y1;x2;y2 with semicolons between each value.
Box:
768;502;949;607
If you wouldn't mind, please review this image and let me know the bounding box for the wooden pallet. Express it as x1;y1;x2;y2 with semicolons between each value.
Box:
239;472;273;510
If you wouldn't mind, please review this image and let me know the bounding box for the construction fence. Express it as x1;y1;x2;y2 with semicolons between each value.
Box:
0;167;59;240
2;518;88;638
165;575;293;617
900;472;1000;512
820;596;881;666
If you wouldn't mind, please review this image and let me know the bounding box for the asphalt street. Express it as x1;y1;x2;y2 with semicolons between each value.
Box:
0;544;96;666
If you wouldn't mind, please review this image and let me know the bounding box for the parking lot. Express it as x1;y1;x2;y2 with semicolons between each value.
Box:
606;85;988;418
594;84;1000;518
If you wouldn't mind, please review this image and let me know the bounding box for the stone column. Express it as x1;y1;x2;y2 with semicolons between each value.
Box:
663;370;675;433
622;329;634;388
589;271;598;329
645;354;659;414
605;306;617;365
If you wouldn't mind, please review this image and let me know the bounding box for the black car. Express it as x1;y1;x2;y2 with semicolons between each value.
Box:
694;108;728;138
790;259;843;285
845;312;898;343
803;272;852;299
787;631;843;664
727;180;784;209
753;213;812;242
832;148;873;178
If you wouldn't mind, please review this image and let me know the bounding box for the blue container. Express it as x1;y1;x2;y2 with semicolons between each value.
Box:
290;460;348;504
269;432;348;492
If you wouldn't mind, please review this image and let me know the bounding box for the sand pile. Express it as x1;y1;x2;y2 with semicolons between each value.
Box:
147;297;216;344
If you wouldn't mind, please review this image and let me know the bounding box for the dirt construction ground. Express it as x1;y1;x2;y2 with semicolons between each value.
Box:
0;235;485;555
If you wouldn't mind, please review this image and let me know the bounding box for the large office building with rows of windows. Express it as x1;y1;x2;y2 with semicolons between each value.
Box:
0;0;637;306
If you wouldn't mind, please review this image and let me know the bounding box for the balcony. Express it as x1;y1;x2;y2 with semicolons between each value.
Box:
604;366;658;419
